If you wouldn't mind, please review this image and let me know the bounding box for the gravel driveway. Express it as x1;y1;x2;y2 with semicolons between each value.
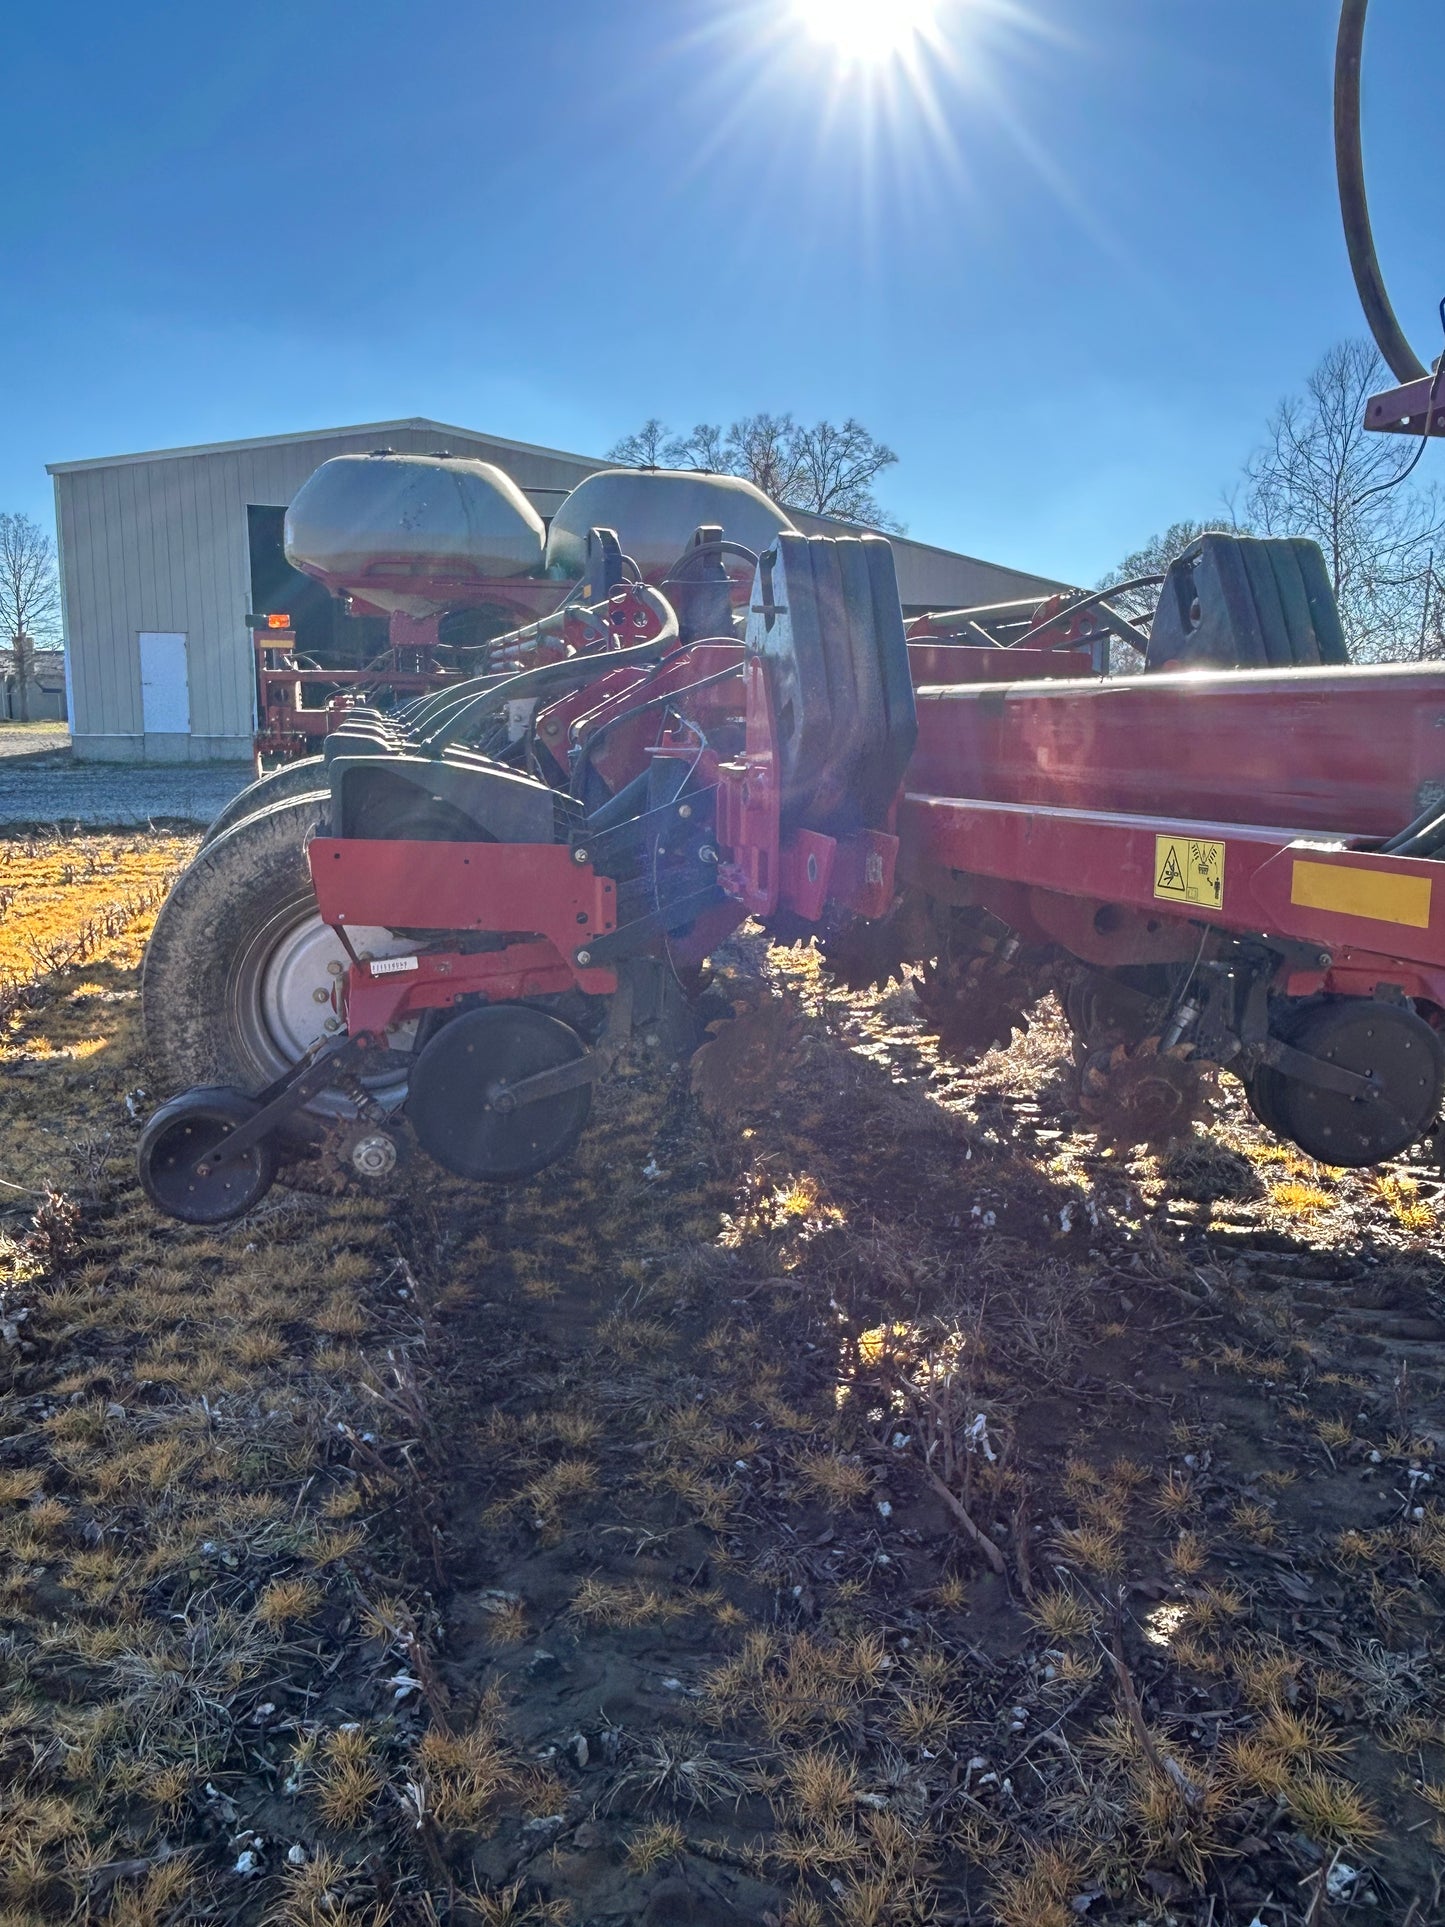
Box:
0;758;251;829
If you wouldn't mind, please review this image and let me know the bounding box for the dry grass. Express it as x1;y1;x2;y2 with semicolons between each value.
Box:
0;831;457;1921
3;836;1443;1927
0;832;192;988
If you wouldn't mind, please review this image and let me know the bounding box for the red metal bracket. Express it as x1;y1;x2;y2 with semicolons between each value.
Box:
342;941;588;1034
716;657;902;926
1365;377;1445;439
900;791;1445;1010
307;838;618;995
778;831;835;921
830;830;899;921
716;654;780;916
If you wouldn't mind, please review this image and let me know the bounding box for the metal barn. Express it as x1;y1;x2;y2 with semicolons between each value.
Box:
48;419;1067;762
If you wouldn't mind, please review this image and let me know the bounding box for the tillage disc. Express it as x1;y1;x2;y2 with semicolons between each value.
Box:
407;1006;591;1182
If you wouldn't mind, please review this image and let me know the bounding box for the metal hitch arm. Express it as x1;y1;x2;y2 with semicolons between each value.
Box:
486;1051;605;1114
1259;1037;1381;1101
200;1034;383;1171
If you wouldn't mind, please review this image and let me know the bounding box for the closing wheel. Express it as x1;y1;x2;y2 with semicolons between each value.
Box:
142;792;417;1136
1268;999;1445;1166
407;1006;591;1182
138;1087;278;1224
1080;1037;1209;1149
1243;1059;1290;1138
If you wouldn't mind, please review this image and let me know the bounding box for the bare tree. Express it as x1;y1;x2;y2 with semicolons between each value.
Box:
795;417;900;528
721;413;810;507
607;412;903;530
1243;339;1443;661
606;417;673;467
667;422;728;472
0;513;61;723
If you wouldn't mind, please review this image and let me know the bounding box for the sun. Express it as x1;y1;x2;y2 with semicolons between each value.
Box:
791;0;946;64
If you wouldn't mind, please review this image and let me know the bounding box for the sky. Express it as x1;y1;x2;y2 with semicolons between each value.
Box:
4;0;1442;587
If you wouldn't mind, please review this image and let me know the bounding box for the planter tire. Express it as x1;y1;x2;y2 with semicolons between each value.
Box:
142;792;416;1139
199;757;326;849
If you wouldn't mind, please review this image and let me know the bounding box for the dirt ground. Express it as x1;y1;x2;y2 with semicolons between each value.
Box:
0;723;72;762
2;831;1443;1927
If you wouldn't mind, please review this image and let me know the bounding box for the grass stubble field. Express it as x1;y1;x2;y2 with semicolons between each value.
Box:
1;828;1443;1927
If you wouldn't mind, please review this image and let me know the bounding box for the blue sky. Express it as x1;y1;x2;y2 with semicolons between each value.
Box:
4;0;1441;585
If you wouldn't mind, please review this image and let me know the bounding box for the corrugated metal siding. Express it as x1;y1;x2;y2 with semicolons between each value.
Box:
54;426;598;758
786;509;1068;611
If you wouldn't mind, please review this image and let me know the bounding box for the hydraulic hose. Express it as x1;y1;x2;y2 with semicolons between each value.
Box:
1385;811;1445;858
1378;788;1445;858
1335;0;1428;383
421;584;679;754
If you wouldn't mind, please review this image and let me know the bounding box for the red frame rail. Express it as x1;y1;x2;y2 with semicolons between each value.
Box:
900;792;1445;1008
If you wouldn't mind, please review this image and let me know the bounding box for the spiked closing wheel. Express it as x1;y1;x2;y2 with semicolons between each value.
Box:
138;1087;278;1224
820;894;934;993
407;1006;591;1182
916;952;1042;1062
690;996;802;1119
1080;1038;1209;1150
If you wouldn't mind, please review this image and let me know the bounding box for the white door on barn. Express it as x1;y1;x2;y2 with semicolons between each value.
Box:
138;632;191;735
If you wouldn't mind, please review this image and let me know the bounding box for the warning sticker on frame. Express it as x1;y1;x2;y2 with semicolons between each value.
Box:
1154;835;1225;909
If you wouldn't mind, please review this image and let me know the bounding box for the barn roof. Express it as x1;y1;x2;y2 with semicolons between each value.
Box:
47;419;601;476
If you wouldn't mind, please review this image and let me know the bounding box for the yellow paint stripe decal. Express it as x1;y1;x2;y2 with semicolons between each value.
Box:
1290;859;1433;930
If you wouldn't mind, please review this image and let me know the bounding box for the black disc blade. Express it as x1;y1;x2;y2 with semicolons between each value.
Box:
407;1006;591;1182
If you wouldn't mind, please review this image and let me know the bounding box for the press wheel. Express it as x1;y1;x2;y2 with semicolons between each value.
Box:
1268;999;1444;1167
407;1006;591;1182
138;1087;278;1224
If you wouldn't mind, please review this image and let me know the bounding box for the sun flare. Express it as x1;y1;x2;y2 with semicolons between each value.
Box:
791;0;946;65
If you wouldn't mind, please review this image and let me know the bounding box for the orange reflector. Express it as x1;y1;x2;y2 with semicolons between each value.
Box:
266;612;291;629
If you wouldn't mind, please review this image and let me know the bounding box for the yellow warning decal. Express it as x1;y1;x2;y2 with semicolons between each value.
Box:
1154;835;1225;909
1290;859;1432;930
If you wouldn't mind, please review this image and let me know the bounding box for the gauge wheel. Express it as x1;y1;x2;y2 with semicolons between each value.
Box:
138;1087;278;1224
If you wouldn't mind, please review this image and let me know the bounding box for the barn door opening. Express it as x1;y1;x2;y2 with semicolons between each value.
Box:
138;631;191;735
247;506;386;666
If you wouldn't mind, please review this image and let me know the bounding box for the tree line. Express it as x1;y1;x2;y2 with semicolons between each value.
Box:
608;413;904;532
0;512;60;722
616;340;1445;664
1101;338;1442;662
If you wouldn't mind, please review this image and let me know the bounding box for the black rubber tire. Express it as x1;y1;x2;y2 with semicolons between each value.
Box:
138;1086;278;1224
1244;999;1315;1139
1243;1064;1289;1137
142;791;336;1111
199;758;326;849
